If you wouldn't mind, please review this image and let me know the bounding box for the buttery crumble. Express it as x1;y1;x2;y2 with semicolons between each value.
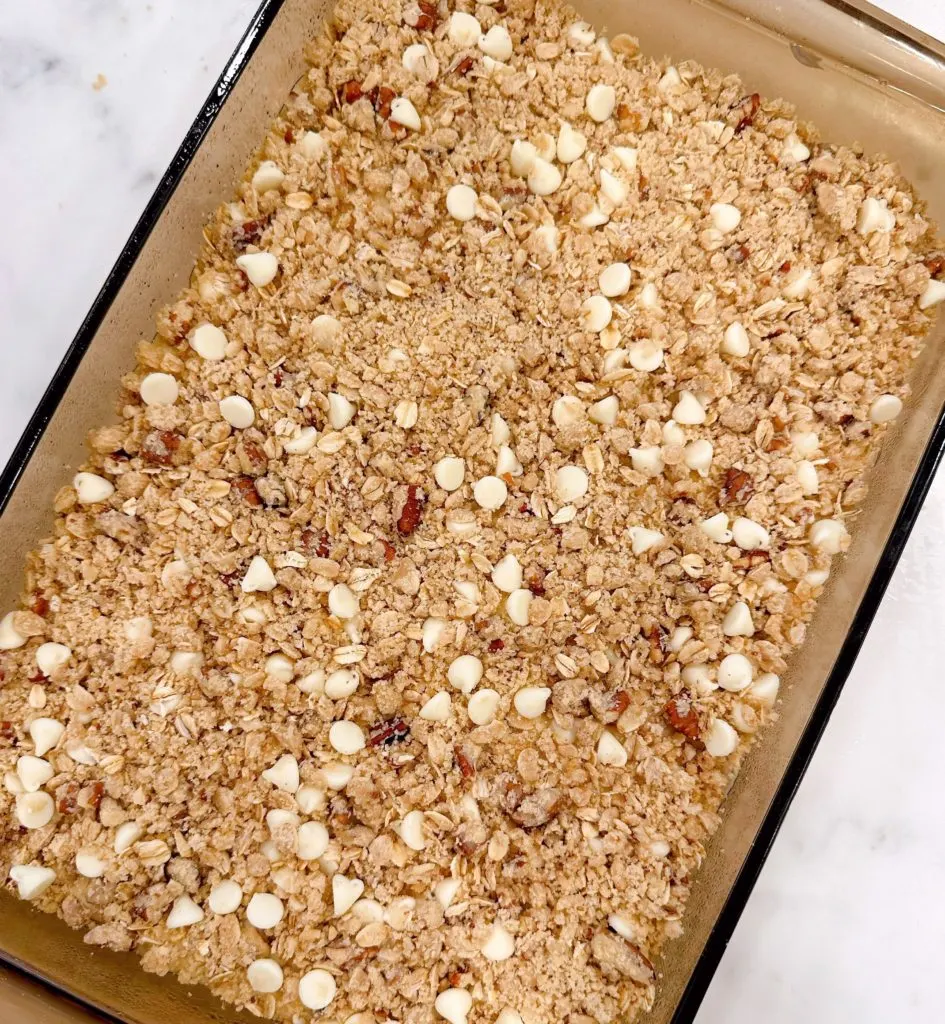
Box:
2;1;943;1022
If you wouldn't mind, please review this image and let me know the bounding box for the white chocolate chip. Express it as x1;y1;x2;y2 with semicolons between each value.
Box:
599;262;631;297
629;446;663;476
299;130;326;159
750;672;781;707
328;583;359;620
449;11;481;45
597;729;628;767
586;83;616;122
419;691;452;722
781;133;810;163
124;616;152;641
262;754;300;794
75;850;107;879
700;512;732;543
397;810;427;851
704;718;738;757
482;922;515;961
684;439;713;476
219;395;255;429
36;642;71;677
242;555;277;593
638;281;659;309
435;878;462;910
797;460;819;494
557;122;587;164
610;146;637;171
252;160;285;192
607;913;635;940
857;196;895;235
579;204;610;229
669;626;693;653
9;864;56;900
208;879;243;914
722;322;750;356
390;96;422;130
722;601;755;637
510;140;536;177
0;612;26;650
296;785;326;815
446;183;478;222
709;202;741;233
327;392;356;429
265;654;295;683
589;395;618;425
247;959;284;994
435;456;466;491
792;430;820;455
628;526;664;555
73;472;114;505
190;322;227;360
332;874;365;916
628;340;663;372
599;169;628;207
324;668;359;699
919;278;945;309
236;251;278;287
297;821;330;861
732;516;769;550
29;717;64;756
567;20;596;47
479;24;513;61
555;465;588;502
552;395;584;428
468;688;500;726
492;554;523;593
869;394;903;424
329;721;365;755
16;791;54;829
167;894;204;929
673;390;706;425
16;755;52;793
513;686;550;719
284;426;318;453
505;589;532;626
527;157;562;196
658;65;682;90
140;372;179;407
495;445;523;477
782;267;813;299
299;969;337;1010
114;820;143;854
169;650;203;675
809;519;849;555
718;653;753;691
474;476;508;511
422;617;448;653
321;763;354;790
246;892;284;929
683;664;716;696
436;988;472;1024
448;655;483;694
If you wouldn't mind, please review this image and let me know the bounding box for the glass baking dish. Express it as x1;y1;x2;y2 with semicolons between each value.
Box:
1;0;943;1021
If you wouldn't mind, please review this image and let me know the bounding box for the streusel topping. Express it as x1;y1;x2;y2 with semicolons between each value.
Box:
2;1;943;1023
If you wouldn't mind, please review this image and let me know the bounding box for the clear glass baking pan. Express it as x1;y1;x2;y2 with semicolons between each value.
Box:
1;0;943;1021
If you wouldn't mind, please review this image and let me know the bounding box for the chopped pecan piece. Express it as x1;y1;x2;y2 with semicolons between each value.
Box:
455;745;476;778
231;216;269;251
733;92;760;132
231;475;262;507
589;689;629;724
341;79;363;104
591;932;655;985
510;788;564;828
396;485;425;536
140;430;181;466
664;696;701;741
719;467;754;506
453;55;475;76
368;718;410;748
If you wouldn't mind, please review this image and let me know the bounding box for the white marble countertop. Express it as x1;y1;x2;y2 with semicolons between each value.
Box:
1;2;944;1022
